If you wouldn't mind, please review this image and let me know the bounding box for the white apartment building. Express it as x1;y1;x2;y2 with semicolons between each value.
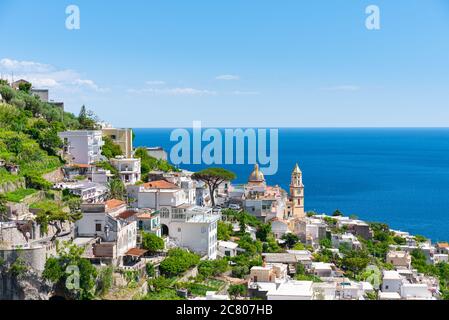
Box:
76;200;137;261
165;206;219;259
127;180;187;209
128;180;218;259
54;181;107;203
110;156;141;186
59;130;104;164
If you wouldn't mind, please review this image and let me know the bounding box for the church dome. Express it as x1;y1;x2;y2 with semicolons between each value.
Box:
248;164;265;182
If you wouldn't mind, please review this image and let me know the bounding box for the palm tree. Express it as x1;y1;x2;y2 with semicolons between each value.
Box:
108;179;126;201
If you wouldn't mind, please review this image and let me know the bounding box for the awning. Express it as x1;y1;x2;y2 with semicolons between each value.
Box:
125;248;148;257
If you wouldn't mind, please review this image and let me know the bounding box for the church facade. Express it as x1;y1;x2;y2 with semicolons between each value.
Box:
241;163;305;223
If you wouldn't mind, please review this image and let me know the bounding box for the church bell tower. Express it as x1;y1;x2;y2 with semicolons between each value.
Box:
290;163;305;218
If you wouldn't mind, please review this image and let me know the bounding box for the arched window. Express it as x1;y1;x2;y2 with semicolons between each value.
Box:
160;207;169;219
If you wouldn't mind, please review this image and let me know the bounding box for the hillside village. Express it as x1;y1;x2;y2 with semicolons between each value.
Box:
0;79;449;300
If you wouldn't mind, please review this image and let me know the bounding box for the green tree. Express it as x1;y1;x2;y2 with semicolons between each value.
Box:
198;259;229;278
0;85;15;103
228;284;247;299
141;232;165;253
332;209;343;217
108;178;126;201
134;147;176;179
101;136;123;159
42;242;98;300
145;263;155;278
96;266;113;297
256;223;272;242
159;248;200;277
35;205;80;240
78;105;98;130
319;238;332;249
282;233;299;249
192;168;236;207
217;221;232;241
18;82;32;93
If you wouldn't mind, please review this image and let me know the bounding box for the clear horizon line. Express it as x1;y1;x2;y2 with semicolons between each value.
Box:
128;126;449;129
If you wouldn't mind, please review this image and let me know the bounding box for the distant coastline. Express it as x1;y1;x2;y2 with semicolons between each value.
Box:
133;127;449;242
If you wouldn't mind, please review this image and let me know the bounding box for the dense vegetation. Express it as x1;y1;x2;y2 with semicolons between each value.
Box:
0;82;98;187
159;248;200;277
134;147;177;181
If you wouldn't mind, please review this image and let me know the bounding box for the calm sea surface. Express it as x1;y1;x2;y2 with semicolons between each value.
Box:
133;128;449;242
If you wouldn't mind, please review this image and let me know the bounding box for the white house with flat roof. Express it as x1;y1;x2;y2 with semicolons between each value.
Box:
382;270;405;293
218;241;239;257
166;206;220;259
110;156;141;186
59;130;104;164
267;280;314;300
400;283;433;300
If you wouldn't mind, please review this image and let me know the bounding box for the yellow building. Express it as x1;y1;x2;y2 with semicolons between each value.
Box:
102;127;133;158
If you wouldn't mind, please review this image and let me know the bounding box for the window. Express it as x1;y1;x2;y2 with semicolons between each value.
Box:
95;223;102;232
201;227;207;234
160;207;169;219
177;228;181;233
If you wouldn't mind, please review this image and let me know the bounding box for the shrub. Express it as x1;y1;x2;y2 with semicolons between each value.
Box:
159;249;200;277
198;259;229;278
146;263;155;278
141;232;165;253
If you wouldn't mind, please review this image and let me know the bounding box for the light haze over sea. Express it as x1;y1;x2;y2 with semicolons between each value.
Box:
134;128;449;242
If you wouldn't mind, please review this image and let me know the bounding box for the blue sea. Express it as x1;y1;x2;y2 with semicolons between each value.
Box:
133;128;449;242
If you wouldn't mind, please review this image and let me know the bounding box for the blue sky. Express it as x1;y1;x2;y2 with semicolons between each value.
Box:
0;0;448;127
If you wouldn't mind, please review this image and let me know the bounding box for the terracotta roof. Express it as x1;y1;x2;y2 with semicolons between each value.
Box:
137;213;155;220
105;199;126;210
125;248;148;257
70;163;92;168
117;210;137;220
143;180;179;189
437;242;449;248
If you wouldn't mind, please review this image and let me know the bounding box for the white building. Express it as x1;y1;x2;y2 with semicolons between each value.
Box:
433;254;449;264
110;156;141;185
127;180;187;209
266;280;314;300
54;181;107;203
378;292;401;300
400;283;433;300
332;233;362;250
76;200;138;261
270;219;289;239
311;262;335;278
218;241;239;257
381;270;405;293
59;130;104;165
128;179;218;259
165;206;219;259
